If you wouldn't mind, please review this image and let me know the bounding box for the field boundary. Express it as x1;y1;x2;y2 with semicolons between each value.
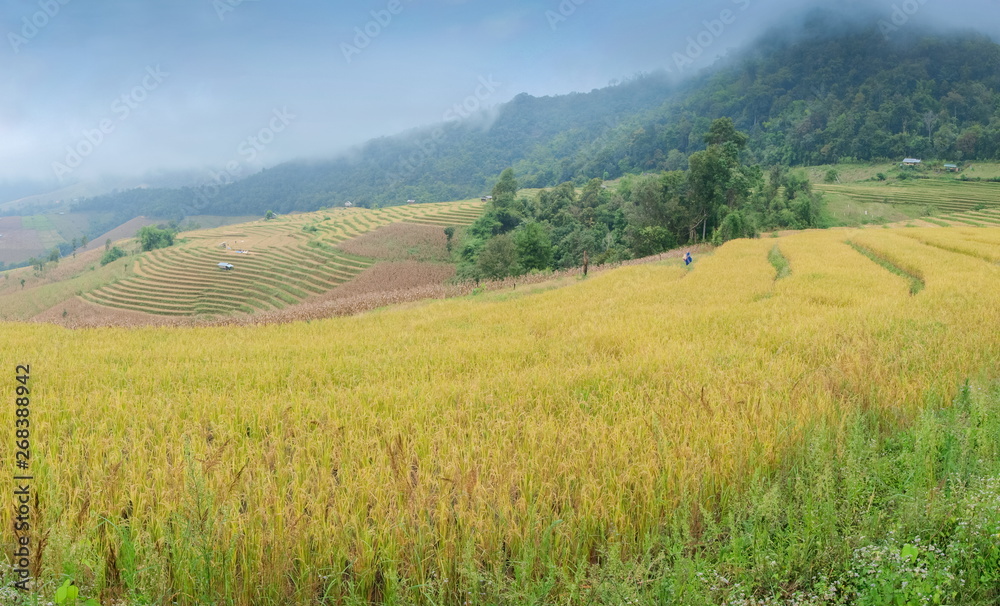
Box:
848;240;925;295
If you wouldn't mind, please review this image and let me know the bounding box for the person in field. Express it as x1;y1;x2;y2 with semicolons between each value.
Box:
684;252;693;266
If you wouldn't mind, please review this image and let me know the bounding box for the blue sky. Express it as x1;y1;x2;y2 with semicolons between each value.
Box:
1;0;998;184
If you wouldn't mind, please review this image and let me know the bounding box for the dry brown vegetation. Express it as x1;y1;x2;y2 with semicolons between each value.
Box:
31;246;708;329
0;216;46;265
337;222;451;262
31;295;182;328
79;216;158;252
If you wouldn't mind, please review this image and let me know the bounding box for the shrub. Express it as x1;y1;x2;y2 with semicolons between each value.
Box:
100;246;127;266
137;226;176;252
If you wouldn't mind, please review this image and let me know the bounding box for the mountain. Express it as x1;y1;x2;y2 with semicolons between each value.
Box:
72;22;1000;228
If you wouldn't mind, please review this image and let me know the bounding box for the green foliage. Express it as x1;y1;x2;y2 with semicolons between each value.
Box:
849;241;925;295
264;210;275;220
713;209;759;244
630;226;678;258
824;169;840;183
136;226;177;252
492;168;519;203
459;122;829;278
768;245;791;279
476;233;519;280
100;246;127;266
66;29;1000;232
54;579;99;606
513;222;552;272
444;226;456;252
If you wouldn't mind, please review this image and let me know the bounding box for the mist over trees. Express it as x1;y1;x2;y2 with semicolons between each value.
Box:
68;27;1000;234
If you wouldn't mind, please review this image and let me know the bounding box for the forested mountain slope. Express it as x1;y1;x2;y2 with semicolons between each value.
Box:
74;23;1000;224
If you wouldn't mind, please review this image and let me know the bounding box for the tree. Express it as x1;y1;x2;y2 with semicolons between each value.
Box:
443;226;456;253
137;226;176;252
476;234;519;280
714;209;758;243
492;168;519;203
101;247;127;266
514;222;553;272
704;117;749;148
265;210;276;220
923;110;938;142
687;118;758;242
630;226;677;257
48;248;60;263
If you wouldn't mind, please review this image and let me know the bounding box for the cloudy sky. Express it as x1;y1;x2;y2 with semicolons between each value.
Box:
1;0;998;186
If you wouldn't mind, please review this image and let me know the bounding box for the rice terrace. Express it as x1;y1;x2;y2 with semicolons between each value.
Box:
3;220;1000;604
7;5;1000;605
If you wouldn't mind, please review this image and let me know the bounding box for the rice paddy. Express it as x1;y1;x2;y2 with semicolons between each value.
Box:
2;227;999;605
79;201;483;317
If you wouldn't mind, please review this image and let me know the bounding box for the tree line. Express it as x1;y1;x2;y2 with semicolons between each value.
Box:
458;119;826;280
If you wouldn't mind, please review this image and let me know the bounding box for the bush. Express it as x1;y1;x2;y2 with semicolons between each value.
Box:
137;226;176;252
100;246;127;266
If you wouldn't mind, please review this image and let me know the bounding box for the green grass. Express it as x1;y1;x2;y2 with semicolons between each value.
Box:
768;245;791;280
849;241;925;295
922;217;952;227
21;214;57;231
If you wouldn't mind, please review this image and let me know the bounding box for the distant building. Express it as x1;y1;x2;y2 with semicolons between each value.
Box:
407;199;416;204
344;201;354;207
901;158;922;166
944;163;960;172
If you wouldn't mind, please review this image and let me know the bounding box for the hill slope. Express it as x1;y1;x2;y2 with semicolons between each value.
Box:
69;24;1000;230
0;200;484;323
3;228;1000;603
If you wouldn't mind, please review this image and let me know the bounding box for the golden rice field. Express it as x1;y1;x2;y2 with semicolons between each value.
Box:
2;227;1000;605
80;200;484;318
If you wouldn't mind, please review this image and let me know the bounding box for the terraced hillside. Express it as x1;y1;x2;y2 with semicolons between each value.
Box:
81;200;483;317
817;179;1000;214
917;207;1000;227
5;228;1000;605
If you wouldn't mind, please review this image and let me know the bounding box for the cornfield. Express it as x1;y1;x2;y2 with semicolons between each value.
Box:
2;228;999;604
